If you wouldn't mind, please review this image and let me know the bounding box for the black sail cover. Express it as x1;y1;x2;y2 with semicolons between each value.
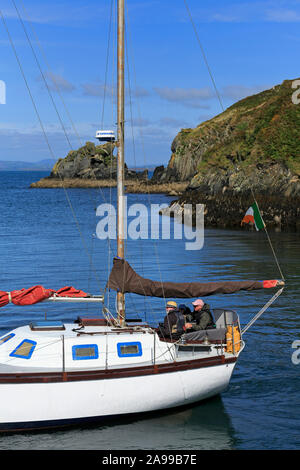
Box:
107;257;281;298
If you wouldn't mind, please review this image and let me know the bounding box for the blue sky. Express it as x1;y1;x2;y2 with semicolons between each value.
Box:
0;0;299;167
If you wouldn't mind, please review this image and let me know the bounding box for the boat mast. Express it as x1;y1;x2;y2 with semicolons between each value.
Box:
117;0;125;325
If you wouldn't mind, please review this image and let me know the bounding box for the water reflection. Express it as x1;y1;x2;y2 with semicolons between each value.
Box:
0;396;236;450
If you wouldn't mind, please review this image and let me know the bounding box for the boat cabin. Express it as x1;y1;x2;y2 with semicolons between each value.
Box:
0;309;242;374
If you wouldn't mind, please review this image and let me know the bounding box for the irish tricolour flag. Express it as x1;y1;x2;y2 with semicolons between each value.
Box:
241;202;265;231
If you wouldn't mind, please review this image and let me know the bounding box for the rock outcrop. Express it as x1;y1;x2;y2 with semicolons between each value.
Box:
152;78;300;188
152;78;300;230
50;142;117;180
31;142;148;187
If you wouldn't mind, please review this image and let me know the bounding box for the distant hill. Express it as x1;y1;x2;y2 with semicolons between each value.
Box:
0;159;54;171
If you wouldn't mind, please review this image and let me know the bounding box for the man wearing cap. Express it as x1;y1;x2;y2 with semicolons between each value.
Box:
159;301;185;338
184;299;215;331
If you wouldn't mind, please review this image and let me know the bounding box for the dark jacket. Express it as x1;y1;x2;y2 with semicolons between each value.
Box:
159;308;185;338
178;305;192;322
189;303;215;331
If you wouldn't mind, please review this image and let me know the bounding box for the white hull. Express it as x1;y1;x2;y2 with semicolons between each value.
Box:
0;361;236;431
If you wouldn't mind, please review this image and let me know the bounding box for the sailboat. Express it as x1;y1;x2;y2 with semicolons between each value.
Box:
0;1;284;432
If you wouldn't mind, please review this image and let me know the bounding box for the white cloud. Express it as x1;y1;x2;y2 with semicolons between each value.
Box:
133;86;150;98
1;1;107;26
153;83;273;107
197;113;214;124
81;82;150;101
221;84;269;101
265;8;300;22
154;86;213;108
184;1;300;24
3;0;300;28
37;72;75;93
131;118;152;127
81;83;106;97
211;13;241;23
159;117;188;128
0;121;96;150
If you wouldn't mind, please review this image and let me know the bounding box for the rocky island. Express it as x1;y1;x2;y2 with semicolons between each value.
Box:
30;140;186;194
31;78;300;230
31;141;147;187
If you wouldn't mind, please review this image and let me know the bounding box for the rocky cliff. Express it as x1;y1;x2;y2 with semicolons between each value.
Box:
154;78;300;231
154;78;300;188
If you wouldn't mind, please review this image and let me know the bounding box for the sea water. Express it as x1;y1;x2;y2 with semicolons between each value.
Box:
0;171;299;450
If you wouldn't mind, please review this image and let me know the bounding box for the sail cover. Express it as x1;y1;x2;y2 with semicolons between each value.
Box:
107;257;282;298
0;285;89;308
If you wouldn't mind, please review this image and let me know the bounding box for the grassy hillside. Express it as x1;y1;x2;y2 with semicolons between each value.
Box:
170;78;300;178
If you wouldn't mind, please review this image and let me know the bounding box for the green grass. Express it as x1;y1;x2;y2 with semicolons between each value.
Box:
173;78;300;175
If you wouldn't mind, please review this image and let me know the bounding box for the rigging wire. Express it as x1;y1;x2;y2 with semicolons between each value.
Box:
17;0;116;210
17;0;113;208
12;0;142;308
183;0;224;113
106;0;117;311
183;0;285;284
101;0;114;130
124;1;170;330
124;19;148;319
17;0;116;307
250;188;285;281
124;1;168;296
86;0;115;311
0;6;104;293
11;0;74;152
241;287;284;335
4;0;284;331
18;0;82;146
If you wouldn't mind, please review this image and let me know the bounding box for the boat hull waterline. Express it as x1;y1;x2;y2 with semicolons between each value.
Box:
0;359;236;432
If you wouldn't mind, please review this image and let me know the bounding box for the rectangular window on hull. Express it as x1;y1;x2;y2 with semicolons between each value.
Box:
9;339;36;359
72;344;99;360
0;333;15;345
117;342;142;357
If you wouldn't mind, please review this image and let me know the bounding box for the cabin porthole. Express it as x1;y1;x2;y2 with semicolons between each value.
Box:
0;333;15;345
9;339;37;360
117;342;142;358
72;344;99;360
